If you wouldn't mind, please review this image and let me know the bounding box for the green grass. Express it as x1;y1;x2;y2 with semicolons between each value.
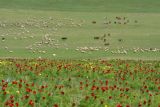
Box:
0;9;160;60
0;0;160;12
0;59;160;107
0;0;160;60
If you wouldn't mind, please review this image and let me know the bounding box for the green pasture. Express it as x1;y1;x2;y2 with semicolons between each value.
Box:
0;0;160;60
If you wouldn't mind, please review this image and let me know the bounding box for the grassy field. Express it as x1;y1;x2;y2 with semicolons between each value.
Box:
0;8;160;60
0;59;160;107
0;0;160;60
0;1;160;107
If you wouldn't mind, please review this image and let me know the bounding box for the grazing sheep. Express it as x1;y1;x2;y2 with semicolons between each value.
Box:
52;54;56;56
4;46;8;50
81;50;86;53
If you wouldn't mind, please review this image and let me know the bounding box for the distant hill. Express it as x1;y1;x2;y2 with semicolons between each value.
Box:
0;0;160;12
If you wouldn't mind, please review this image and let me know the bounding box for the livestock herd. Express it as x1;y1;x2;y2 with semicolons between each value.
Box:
0;16;159;58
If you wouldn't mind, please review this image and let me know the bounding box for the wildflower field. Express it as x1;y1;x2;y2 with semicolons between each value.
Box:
0;0;160;107
0;59;160;107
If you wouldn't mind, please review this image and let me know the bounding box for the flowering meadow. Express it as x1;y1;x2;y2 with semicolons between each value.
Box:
0;59;160;107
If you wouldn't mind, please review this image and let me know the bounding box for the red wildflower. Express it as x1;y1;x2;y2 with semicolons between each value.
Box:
91;85;97;91
41;85;45;89
125;88;129;92
15;102;19;107
144;85;147;89
26;83;29;87
12;81;17;85
91;92;95;97
29;100;34;106
2;79;5;83
126;105;130;107
26;88;32;93
60;91;64;95
143;100;146;105
10;95;14;99
106;80;108;85
31;83;34;87
80;82;83;85
109;96;112;99
80;86;83;90
2;86;6;91
33;91;36;94
158;86;160;90
116;104;122;107
101;86;108;92
24;95;29;99
19;79;22;83
53;104;58;107
16;64;20;68
85;84;89;87
9;103;14;107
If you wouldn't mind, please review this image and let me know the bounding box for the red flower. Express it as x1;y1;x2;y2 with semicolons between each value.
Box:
80;86;83;90
41;85;45;89
10;95;14;99
158;86;160;90
2;86;6;91
16;64;20;68
144;85;147;89
91;85;97;91
29;100;34;106
12;81;17;85
125;88;129;92
19;79;23;83
31;83;34;87
53;104;58;107
60;91;64;95
126;105;130;107
106;80;108;85
24;95;29;99
80;82;83;85
101;86;108;92
26;88;32;93
9;103;14;107
116;104;122;107
85;84;89;87
33;91;36;94
109;96;112;99
15;102;19;107
26;83;29;87
143;100;146;105
91;92;95;97
2;79;5;83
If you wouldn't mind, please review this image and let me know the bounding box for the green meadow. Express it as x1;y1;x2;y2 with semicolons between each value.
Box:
0;0;160;60
0;1;160;107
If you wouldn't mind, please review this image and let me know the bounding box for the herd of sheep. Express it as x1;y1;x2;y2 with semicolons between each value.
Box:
0;16;159;58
